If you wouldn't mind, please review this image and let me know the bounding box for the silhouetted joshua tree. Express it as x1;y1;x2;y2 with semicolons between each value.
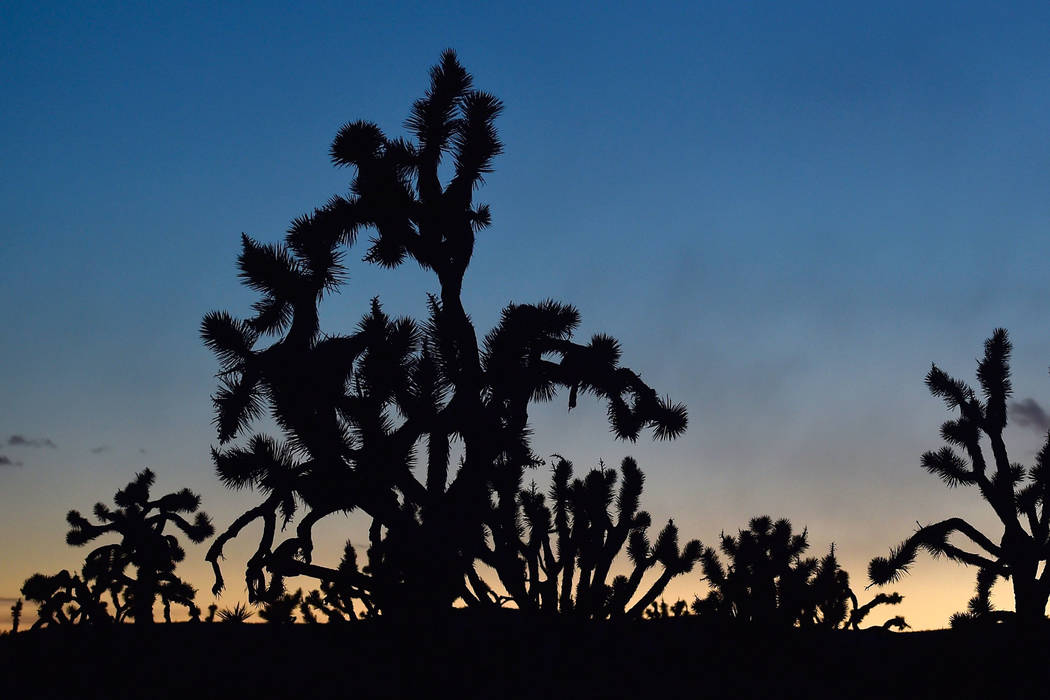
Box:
482;455;702;617
20;569;111;628
645;599;690;619
258;588;303;624
870;329;1050;630
23;469;214;626
694;516;905;630
202;50;686;617
296;543;376;622
10;598;22;633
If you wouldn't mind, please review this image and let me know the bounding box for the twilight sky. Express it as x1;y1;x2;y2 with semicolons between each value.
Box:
2;1;1050;629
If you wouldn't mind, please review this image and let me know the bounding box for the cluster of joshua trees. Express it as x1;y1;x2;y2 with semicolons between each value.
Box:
20;469;213;626
14;52;1050;632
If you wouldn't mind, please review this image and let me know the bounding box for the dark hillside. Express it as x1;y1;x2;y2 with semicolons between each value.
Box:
3;613;1048;699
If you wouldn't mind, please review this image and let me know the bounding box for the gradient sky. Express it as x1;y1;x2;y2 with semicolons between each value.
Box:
2;1;1050;630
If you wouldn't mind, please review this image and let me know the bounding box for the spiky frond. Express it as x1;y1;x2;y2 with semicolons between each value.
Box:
182;512;215;544
615;456;643;520
651;396;689;440
976;328;1012;429
65;510;100;546
1030;431;1050;487
212;374;263;444
201;311;258;369
237;234;305;300
154;488;201;514
700;547;726;588
939;418;979;449
449;90;504;193
865;541;915;587
114;469;155;508
330;120;387;167
921;447;974;488
652;520;680;564
925;365;975;411
627;530;650;566
405;49;470;193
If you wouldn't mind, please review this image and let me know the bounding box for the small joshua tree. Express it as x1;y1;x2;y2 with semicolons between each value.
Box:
299;571;366;623
645;599;690;619
20;569;110;628
695;516;904;630
258;588;303;624
482;456;702;618
869;329;1050;630
61;468;214;624
10;598;22;633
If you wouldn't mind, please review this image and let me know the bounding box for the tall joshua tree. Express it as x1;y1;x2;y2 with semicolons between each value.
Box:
869;329;1050;629
202;51;687;617
63;469;214;624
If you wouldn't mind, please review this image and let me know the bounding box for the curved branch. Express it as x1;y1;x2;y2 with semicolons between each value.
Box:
869;518;1007;586
205;493;282;595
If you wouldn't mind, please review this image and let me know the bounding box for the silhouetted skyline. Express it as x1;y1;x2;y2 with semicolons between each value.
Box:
3;2;1050;630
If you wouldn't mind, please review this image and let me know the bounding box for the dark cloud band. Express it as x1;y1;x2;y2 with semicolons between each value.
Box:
7;435;57;448
1010;398;1050;434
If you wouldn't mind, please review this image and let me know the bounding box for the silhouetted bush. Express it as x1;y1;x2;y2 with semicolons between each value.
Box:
202;50;686;618
695;516;905;630
217;602;254;623
869;329;1050;630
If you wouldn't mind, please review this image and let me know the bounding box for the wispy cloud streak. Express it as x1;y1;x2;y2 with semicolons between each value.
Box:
7;435;56;448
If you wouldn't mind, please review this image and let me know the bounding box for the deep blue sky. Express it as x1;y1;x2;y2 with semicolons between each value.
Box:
2;1;1049;628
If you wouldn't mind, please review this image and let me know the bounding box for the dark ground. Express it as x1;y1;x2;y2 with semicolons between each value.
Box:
2;613;1049;699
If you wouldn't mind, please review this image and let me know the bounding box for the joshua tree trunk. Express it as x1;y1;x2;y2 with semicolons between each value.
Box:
1011;561;1048;631
133;569;157;624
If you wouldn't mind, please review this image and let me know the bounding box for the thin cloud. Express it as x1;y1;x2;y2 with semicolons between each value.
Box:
8;435;56;448
89;445;111;454
0;455;24;467
1010;398;1050;434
